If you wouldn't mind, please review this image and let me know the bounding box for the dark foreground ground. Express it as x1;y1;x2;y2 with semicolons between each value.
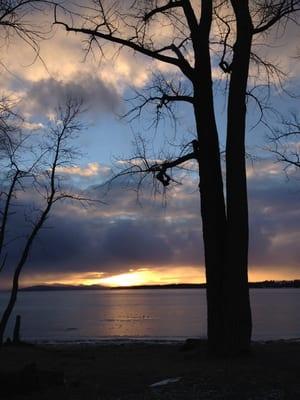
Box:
0;340;300;399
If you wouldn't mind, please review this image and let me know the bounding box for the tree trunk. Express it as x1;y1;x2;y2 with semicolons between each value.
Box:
0;265;22;345
223;0;253;355
191;2;228;355
0;200;51;345
192;0;254;355
194;98;227;354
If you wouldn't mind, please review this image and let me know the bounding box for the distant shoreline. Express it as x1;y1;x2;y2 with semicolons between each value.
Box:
13;280;300;292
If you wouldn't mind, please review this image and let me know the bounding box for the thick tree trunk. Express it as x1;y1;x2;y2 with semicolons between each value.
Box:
191;1;228;355
192;48;227;355
194;97;227;354
192;0;254;355
223;0;253;355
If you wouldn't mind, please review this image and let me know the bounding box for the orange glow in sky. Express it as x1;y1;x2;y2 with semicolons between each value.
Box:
84;266;205;287
19;266;205;288
98;270;157;287
18;264;300;290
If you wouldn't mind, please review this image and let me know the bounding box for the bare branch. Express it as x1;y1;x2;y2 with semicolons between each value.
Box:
268;112;300;172
109;133;198;199
0;0;53;65
123;72;193;130
143;0;183;22
53;3;194;80
253;0;300;34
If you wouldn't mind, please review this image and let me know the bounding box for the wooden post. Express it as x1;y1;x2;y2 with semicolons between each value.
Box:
13;315;21;344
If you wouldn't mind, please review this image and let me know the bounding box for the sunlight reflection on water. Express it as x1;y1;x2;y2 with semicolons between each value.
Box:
0;289;299;342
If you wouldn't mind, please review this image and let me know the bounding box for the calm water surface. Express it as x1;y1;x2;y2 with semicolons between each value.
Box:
0;289;299;342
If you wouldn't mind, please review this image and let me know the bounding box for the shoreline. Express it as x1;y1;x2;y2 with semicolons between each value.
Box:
0;281;298;292
4;335;300;347
11;336;300;346
1;340;300;399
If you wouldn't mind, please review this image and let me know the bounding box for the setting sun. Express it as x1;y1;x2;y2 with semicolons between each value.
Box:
98;270;150;287
87;266;206;287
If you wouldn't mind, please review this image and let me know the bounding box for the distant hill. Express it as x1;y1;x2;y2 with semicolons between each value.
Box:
19;280;300;292
249;280;300;288
19;284;109;292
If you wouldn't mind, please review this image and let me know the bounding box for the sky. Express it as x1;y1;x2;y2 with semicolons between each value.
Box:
0;1;300;288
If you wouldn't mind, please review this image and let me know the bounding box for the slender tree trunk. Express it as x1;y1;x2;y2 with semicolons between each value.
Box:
0;101;80;346
0;264;22;344
0;201;52;345
223;0;253;354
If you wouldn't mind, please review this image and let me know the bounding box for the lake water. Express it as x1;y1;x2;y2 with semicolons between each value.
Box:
0;289;299;342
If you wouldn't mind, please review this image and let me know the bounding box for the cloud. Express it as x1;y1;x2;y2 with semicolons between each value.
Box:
21;121;44;131
2;0;299;135
1;2;300;288
248;165;300;270
1;19;153;104
55;162;112;188
20;74;120;116
0;10;155;120
57;162;110;177
1;172;203;287
0;157;299;289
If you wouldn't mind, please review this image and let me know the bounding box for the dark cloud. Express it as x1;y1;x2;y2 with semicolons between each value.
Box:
21;74;120;116
1;161;299;287
248;174;300;269
4;201;203;277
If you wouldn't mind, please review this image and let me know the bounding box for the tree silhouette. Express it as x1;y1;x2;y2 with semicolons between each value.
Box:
54;0;300;355
0;99;99;345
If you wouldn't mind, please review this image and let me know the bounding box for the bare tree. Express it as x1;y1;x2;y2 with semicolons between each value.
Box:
0;99;97;345
54;1;300;355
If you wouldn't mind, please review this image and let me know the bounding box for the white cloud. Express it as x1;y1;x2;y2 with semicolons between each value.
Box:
57;162;110;177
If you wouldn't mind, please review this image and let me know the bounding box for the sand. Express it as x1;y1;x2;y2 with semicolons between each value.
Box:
0;340;300;399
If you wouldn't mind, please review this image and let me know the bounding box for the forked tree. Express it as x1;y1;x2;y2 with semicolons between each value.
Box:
54;0;300;355
0;99;96;345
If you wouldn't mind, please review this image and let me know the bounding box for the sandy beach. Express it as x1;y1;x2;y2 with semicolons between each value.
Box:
0;340;300;399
